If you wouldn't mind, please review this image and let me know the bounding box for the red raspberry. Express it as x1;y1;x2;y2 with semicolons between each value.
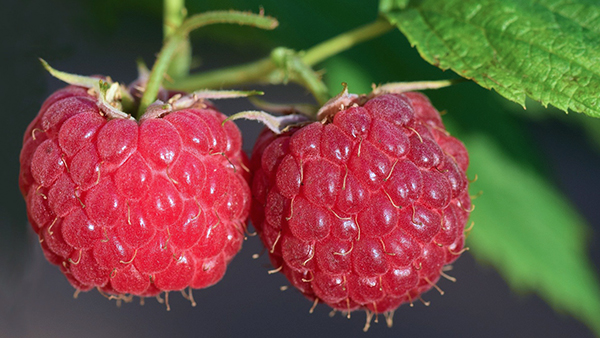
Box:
250;92;471;324
20;84;251;301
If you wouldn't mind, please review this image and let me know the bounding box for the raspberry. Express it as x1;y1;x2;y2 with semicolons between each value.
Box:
20;84;251;302
250;92;471;325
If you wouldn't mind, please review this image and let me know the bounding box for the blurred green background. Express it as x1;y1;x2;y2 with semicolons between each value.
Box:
1;0;599;337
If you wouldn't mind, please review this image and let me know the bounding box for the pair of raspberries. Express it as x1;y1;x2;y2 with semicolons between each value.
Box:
19;83;470;321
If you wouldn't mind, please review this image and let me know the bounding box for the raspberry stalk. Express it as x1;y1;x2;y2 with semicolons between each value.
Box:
169;19;394;93
163;0;191;81
138;10;279;117
301;18;394;66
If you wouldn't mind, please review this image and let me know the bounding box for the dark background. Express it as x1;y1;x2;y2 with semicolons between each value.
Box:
1;0;599;337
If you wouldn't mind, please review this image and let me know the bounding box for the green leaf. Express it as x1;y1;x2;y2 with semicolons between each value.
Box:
382;0;600;118
466;134;600;336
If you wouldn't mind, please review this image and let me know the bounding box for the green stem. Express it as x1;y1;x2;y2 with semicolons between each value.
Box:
169;18;394;93
291;59;330;105
302;18;393;66
178;11;278;34
271;48;329;105
164;0;190;80
137;10;279;118
164;0;185;38
171;58;277;90
137;34;184;118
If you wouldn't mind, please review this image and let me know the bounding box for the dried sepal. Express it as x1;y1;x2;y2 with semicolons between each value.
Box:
249;96;318;117
316;83;362;121
171;90;264;110
225;110;310;134
370;79;463;97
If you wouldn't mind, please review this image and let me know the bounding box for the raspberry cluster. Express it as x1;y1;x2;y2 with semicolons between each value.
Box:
250;93;470;316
